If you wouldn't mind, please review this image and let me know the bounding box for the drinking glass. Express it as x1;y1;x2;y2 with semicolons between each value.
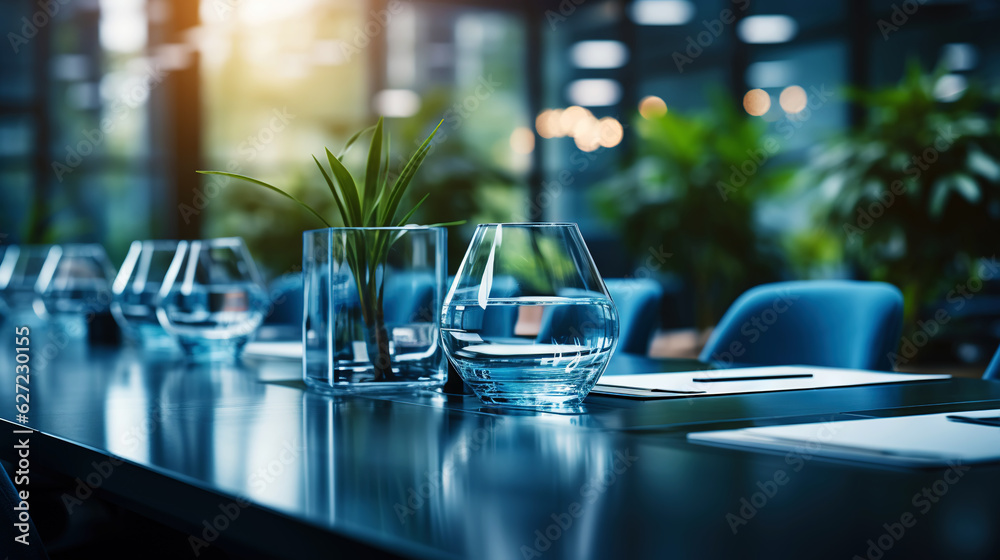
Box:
442;223;619;408
35;244;116;334
0;245;52;319
302;226;447;392
155;237;268;361
111;240;182;350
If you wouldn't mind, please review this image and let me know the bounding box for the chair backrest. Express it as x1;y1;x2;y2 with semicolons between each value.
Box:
699;280;903;371
984;343;1000;380
604;278;664;355
534;278;663;355
0;461;48;559
263;272;304;326
382;271;437;324
269;271;440;327
446;274;521;338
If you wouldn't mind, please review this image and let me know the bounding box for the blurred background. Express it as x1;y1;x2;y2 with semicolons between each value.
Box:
2;0;999;370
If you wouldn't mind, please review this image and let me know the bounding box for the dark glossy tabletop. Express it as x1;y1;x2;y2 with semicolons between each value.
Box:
2;322;1000;559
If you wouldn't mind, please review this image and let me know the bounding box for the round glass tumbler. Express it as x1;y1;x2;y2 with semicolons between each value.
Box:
0;245;52;319
36;244;116;335
442;223;619;409
156;238;268;361
111;240;182;350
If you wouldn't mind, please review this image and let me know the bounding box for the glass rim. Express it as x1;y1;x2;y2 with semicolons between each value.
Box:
474;222;578;228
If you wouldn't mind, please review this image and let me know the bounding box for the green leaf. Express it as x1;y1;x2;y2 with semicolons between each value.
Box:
195;171;332;227
364;189;384;227
325;148;363;226
394;193;429;227
968;147;1000;181
312;155;348;224
338;125;375;161
380;120;442;225
950;173;981;204
382;143;431;226
929;177;951;219
364;130;390;226
363;117;383;218
380;132;391;197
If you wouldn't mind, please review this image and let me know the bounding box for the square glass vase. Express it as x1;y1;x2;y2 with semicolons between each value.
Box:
303;226;447;393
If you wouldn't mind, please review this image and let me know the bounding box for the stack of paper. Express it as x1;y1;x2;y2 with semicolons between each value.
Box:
688;409;1000;468
593;366;949;399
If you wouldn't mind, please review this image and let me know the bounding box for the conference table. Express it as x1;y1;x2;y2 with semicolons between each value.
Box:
2;328;999;559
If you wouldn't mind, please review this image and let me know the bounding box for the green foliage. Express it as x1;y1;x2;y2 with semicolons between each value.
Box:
200;118;458;230
391;89;526;271
199;117;461;380
594;92;791;328
782;225;844;279
807;63;1000;320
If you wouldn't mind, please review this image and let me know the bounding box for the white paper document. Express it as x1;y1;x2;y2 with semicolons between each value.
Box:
592;365;950;399
243;341;303;360
688;409;1000;468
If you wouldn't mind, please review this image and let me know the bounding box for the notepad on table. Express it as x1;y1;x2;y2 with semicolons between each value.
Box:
243;341;303;360
592;366;949;399
688;409;1000;468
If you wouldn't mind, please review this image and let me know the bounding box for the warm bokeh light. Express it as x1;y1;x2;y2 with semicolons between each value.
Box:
535;109;562;138
638;95;667;119
574;132;601;152
597;117;624;148
779;85;807;114
510;126;535;154
743;89;771;116
537;106;620;147
558;105;591;137
572;117;597;148
570;114;598;138
535;106;625;151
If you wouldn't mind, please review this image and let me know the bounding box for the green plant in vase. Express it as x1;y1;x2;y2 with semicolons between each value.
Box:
593;92;791;328
198;117;461;381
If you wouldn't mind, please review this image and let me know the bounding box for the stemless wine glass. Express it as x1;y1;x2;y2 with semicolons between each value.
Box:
155;237;268;361
0;245;53;319
111;240;182;350
35;244;116;334
442;223;619;409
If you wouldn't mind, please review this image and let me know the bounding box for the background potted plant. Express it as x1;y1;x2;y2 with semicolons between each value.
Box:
200;117;462;391
593;92;791;330
804;64;1000;334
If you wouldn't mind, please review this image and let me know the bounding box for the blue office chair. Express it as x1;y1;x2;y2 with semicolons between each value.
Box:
264;272;304;326
446;275;521;338
382;271;437;324
699;280;904;371
269;271;439;328
604;279;664;355
983;344;1000;380
535;278;663;355
0;462;48;559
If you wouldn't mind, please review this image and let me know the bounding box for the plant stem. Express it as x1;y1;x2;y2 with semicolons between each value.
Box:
371;298;393;381
356;231;393;381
